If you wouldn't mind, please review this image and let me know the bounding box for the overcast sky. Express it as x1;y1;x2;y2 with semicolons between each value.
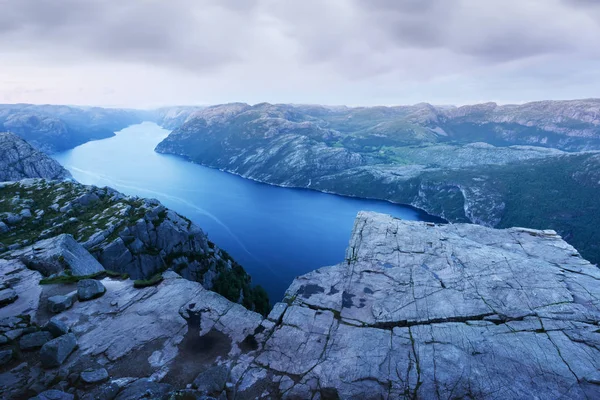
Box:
0;0;599;108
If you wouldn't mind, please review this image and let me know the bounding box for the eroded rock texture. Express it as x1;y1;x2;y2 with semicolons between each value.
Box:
1;211;599;399
0;132;71;181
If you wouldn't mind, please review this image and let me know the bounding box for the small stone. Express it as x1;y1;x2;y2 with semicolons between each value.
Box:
0;221;8;233
0;288;18;306
20;208;32;218
47;295;74;313
0;349;13;366
19;331;53;351
0;335;7;345
80;368;109;384
31;389;75;400
40;333;77;368
45;318;69;338
5;328;24;341
77;279;106;301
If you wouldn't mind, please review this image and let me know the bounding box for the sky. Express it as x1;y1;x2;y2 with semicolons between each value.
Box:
0;0;599;108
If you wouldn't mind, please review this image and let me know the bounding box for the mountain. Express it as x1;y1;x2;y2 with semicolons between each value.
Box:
0;132;71;181
152;105;206;130
0;104;146;153
155;100;600;265
1;211;599;399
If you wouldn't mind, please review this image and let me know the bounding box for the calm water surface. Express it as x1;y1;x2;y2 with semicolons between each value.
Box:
54;122;438;301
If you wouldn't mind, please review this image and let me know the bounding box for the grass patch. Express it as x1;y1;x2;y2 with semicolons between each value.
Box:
39;270;105;285
133;273;164;288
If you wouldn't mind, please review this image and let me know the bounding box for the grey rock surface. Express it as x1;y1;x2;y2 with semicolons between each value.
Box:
45;318;69;338
19;330;53;350
31;389;75;400
1;210;599;399
40;333;77;368
193;364;228;394
47;294;75;314
0;349;13;365
80;368;109;384
13;234;105;277
0;180;265;314
0;287;18;306
0;132;71;180
77;279;106;301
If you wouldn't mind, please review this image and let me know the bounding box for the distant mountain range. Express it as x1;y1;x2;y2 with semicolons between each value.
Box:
155;100;600;265
1;99;599;264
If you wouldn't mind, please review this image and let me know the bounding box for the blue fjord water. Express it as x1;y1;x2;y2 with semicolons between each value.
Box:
54;122;438;302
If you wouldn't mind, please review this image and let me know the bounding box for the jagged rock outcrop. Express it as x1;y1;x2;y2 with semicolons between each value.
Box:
1;211;599;399
0;179;269;314
0;132;71;181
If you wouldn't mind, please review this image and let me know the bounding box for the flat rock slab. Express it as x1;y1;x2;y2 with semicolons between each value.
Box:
40;333;77;368
77;279;106;301
45;318;69;338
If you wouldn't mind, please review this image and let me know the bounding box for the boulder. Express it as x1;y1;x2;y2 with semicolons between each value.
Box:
77;279;106;301
0;288;18;306
13;234;104;277
114;378;173;400
192;365;228;395
0;349;13;366
19;331;53;350
47;294;75;313
45;318;69;338
80;368;109;384
40;333;77;368
31;390;75;400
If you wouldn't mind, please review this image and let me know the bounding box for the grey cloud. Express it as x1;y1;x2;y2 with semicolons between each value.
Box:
0;0;598;101
0;0;250;71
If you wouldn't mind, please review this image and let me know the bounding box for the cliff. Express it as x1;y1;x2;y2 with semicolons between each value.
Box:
1;211;599;399
0;132;71;181
0;179;268;315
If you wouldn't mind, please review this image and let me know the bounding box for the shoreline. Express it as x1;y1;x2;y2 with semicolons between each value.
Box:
154;147;448;224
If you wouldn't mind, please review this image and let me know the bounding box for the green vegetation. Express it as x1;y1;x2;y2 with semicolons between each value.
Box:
423;153;600;264
39;269;128;285
39;270;104;285
133;273;164;288
211;260;270;316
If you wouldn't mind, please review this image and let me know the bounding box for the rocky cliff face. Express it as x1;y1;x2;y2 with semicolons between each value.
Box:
2;211;599;399
0;132;71;181
0;179;268;315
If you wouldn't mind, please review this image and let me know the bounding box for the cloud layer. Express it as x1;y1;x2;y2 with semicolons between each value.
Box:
0;0;598;106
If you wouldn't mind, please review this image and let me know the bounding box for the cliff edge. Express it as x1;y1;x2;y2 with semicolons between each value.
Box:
1;212;599;399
